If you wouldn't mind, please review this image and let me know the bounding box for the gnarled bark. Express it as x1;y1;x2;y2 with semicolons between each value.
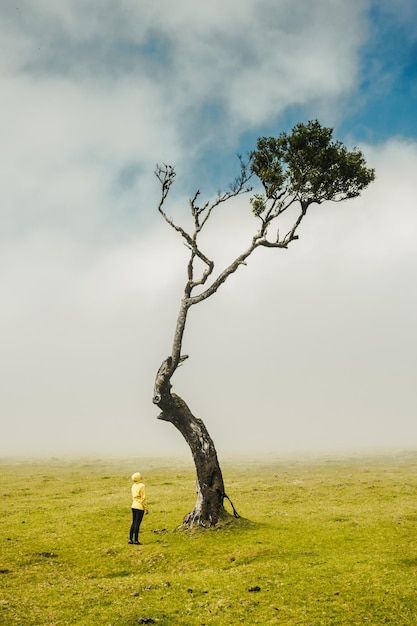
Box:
153;357;234;527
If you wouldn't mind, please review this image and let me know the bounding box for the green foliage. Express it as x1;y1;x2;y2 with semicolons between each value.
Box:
249;193;267;217
2;453;417;625
250;120;375;215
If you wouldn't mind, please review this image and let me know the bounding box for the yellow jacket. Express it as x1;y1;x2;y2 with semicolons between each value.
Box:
131;472;148;510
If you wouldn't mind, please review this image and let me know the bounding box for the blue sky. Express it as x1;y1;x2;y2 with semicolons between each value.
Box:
1;0;417;457
243;3;417;153
341;2;417;142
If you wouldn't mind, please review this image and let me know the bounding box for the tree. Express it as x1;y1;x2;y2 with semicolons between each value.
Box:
152;120;375;528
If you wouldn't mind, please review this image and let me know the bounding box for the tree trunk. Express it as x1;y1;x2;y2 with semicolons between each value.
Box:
153;357;233;527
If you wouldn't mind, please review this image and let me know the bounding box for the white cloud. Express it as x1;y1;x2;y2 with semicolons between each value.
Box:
3;137;417;456
3;0;417;457
1;0;368;148
0;0;370;245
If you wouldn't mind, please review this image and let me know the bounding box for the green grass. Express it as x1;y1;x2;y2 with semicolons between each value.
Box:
2;451;417;625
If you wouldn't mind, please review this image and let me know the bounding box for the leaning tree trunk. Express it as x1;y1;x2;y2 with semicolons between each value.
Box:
153;356;238;527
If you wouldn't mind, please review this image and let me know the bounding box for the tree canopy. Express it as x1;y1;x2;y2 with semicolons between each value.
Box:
250;119;374;219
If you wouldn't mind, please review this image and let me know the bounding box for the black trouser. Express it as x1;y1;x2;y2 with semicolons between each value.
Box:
130;508;144;542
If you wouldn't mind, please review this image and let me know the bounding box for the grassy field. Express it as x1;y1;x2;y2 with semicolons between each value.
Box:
1;450;417;625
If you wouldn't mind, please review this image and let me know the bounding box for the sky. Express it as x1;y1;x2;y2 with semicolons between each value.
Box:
1;0;417;458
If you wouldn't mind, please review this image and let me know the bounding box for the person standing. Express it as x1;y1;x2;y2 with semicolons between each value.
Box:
129;472;148;545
